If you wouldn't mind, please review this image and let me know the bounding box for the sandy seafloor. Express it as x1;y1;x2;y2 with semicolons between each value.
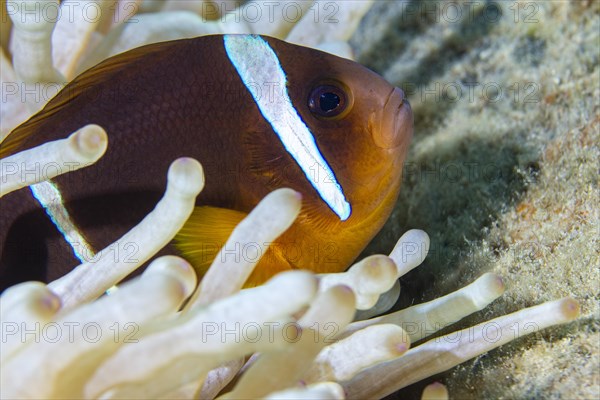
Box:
354;1;599;399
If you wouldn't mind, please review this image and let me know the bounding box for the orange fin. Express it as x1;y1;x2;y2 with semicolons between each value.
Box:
0;40;185;158
174;205;295;286
174;206;247;278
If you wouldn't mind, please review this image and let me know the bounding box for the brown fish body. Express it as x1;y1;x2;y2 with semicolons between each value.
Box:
0;35;412;289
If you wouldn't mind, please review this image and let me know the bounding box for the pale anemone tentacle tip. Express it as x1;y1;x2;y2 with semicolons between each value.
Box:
304;323;410;385
167;157;205;198
0;282;62;363
353;229;431;320
0;124;108;197
141;255;198;301
70;124;109;159
318;254;397;310
343;272;507;343
0;281;61;320
421;382;449;400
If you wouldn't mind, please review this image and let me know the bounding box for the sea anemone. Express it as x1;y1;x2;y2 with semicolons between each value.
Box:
0;134;580;398
0;1;592;399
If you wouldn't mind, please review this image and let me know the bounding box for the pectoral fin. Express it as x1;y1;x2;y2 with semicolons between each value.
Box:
174;206;295;286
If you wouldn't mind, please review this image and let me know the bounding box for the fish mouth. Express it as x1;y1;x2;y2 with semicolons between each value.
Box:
374;87;414;150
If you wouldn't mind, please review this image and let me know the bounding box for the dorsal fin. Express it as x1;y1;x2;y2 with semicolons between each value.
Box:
0;39;188;158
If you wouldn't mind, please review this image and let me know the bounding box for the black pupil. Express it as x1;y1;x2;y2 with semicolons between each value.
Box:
320;92;340;112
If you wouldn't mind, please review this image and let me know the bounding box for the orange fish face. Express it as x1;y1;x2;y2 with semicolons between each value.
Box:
224;36;415;279
265;37;413;233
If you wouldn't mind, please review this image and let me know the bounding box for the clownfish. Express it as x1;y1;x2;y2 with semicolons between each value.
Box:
0;34;412;290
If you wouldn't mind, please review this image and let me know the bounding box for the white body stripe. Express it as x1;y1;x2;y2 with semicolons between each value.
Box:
224;35;351;221
30;181;95;262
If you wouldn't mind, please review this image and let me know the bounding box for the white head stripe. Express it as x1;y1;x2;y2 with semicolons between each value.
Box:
30;181;95;262
224;35;351;221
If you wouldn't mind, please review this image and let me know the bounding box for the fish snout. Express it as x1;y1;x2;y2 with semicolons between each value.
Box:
374;87;414;149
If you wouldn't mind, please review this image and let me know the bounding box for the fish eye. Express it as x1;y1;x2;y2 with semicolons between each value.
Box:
308;84;349;118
